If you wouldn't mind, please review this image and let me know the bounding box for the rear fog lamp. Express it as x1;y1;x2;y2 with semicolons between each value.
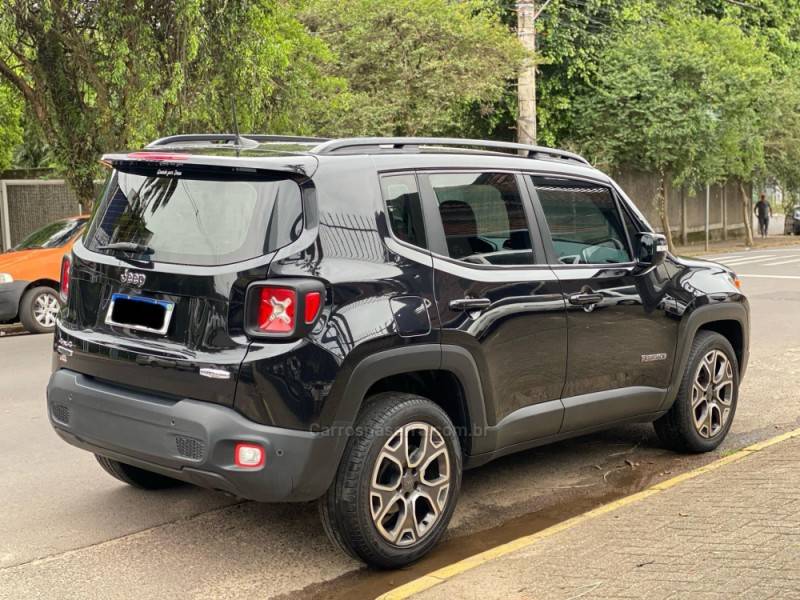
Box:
235;443;265;468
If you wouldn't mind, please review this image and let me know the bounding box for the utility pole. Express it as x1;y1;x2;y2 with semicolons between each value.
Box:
516;0;551;145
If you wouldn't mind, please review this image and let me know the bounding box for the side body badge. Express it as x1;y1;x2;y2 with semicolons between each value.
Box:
199;367;231;380
641;353;667;363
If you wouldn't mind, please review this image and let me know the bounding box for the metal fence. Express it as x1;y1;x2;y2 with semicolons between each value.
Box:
613;171;751;244
0;180;84;250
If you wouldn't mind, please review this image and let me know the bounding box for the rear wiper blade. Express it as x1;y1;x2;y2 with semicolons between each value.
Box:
98;242;155;255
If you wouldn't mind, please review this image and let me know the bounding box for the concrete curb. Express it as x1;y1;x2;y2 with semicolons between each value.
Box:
377;426;800;600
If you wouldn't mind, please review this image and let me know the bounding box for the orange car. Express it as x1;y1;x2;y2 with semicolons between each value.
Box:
0;216;88;333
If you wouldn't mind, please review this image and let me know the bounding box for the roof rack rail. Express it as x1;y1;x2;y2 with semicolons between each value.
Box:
310;137;591;166
146;133;330;148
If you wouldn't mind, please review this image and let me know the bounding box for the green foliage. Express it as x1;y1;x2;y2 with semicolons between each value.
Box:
0;82;22;171
2;0;800;214
536;0;657;147
0;1;334;206
0;0;525;203
567;13;773;188
300;0;527;136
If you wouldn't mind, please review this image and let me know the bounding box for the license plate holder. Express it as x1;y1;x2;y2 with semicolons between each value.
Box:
105;293;175;335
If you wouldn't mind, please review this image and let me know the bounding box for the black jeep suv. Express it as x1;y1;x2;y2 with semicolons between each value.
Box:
47;135;749;568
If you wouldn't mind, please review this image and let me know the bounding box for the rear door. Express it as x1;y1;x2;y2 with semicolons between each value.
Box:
420;171;567;454
527;174;679;431
58;159;306;406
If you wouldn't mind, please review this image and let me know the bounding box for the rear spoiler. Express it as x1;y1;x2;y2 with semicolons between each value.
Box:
101;152;319;178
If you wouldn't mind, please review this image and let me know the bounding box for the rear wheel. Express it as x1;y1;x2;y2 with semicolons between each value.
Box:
19;286;60;333
319;392;462;568
654;331;739;453
95;455;184;490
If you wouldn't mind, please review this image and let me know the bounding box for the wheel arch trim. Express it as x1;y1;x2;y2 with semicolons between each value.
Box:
660;301;749;412
327;344;490;471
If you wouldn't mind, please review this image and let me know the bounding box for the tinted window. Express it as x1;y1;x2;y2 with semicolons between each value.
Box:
13;219;86;250
430;172;533;265
533;177;632;265
86;169;302;266
381;174;427;249
619;203;641;258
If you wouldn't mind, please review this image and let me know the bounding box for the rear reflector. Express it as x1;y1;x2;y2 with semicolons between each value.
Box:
304;291;322;324
60;255;71;302
257;287;297;334
235;443;265;468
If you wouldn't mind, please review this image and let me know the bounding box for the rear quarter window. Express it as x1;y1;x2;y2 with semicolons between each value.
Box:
380;173;427;249
86;168;303;266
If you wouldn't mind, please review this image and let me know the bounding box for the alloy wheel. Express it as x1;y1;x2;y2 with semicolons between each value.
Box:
369;422;451;547
691;349;734;438
33;291;60;328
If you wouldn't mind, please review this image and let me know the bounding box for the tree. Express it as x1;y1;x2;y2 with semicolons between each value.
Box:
0;1;334;209
535;0;657;147
300;0;527;137
0;82;23;172
566;13;773;249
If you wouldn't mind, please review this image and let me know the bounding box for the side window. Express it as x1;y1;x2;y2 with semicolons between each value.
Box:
429;172;534;265
619;202;642;259
381;174;427;249
533;176;632;265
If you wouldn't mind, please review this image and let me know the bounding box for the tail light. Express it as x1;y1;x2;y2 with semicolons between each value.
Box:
245;279;326;339
59;255;71;302
257;287;297;334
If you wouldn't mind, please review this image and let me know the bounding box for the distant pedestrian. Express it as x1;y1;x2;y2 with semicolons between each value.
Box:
754;193;772;238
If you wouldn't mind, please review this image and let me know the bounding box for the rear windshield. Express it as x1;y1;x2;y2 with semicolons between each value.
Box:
14;219;86;250
85;167;303;266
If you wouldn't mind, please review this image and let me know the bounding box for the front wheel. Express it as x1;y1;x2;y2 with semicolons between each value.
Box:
654;331;739;453
319;392;462;568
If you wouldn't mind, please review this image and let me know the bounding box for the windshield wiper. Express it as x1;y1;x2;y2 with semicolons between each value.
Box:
98;242;155;255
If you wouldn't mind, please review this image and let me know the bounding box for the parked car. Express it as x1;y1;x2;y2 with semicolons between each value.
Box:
0;216;88;333
47;135;749;568
784;205;800;235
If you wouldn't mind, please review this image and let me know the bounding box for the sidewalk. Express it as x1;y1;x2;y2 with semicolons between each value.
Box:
405;433;800;600
674;234;800;258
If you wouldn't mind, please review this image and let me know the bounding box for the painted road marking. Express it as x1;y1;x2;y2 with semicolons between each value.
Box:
377;427;800;600
707;247;800;259
738;273;800;280
720;255;778;265
763;256;800;266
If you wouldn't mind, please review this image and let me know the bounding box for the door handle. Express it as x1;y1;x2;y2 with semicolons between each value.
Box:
450;297;491;311
568;292;603;306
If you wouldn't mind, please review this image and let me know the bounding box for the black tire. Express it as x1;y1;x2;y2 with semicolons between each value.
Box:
19;286;60;334
95;455;184;490
319;392;462;568
654;331;739;453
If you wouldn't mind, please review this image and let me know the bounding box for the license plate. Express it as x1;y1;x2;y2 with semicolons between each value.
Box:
105;293;175;335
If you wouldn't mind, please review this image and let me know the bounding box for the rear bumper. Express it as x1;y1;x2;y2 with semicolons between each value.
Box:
47;369;340;502
0;280;27;321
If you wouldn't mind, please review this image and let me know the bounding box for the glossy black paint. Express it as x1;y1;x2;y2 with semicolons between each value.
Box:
50;145;750;503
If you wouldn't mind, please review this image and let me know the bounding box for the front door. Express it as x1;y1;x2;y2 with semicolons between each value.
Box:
420;171;567;454
527;174;679;432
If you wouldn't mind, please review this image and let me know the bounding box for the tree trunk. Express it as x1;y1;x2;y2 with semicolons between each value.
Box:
69;171;97;214
738;181;754;246
657;172;675;252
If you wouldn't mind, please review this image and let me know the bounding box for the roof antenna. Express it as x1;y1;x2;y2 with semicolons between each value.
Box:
231;97;242;157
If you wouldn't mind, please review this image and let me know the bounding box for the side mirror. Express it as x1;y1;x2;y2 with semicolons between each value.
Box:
635;232;668;270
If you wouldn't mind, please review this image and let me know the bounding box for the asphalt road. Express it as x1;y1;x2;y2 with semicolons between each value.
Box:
2;247;799;599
